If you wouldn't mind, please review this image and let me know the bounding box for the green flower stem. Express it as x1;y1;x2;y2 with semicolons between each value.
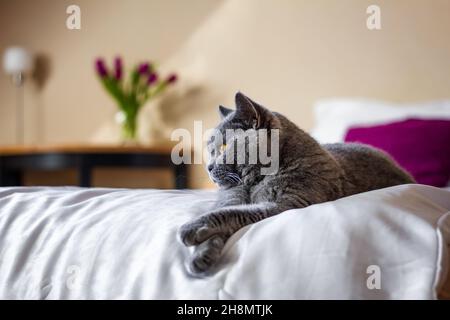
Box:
121;114;137;141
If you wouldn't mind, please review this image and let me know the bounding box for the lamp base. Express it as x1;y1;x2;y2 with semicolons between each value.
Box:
12;72;24;87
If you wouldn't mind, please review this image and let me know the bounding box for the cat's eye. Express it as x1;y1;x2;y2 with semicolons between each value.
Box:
219;144;227;153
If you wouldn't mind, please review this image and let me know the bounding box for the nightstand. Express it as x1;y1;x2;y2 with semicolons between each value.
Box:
0;144;188;188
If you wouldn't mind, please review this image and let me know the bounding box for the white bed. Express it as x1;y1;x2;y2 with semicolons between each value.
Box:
0;184;449;299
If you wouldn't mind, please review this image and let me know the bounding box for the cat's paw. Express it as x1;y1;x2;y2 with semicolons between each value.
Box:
186;236;225;277
178;218;218;246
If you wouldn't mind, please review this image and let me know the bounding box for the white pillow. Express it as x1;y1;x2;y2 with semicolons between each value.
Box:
311;99;450;144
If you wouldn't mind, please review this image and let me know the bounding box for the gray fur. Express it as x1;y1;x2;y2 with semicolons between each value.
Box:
179;92;415;276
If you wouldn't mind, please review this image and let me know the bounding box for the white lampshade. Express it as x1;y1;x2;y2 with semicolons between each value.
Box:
3;47;33;74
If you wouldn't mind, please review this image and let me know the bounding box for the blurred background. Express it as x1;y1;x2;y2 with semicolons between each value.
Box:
1;0;450;189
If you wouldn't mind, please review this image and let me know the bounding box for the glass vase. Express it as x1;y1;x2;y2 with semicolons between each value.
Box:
116;110;139;145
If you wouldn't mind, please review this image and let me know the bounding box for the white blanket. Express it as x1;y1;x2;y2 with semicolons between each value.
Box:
0;184;449;299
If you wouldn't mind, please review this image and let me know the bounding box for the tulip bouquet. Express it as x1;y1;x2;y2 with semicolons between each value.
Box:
95;57;177;143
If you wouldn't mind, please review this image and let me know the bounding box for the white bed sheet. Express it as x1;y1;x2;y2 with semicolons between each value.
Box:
0;184;449;299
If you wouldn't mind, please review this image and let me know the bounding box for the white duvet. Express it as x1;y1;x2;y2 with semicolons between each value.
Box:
0;184;449;300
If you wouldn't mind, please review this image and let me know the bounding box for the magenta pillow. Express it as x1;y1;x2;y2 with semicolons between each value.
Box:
344;118;450;187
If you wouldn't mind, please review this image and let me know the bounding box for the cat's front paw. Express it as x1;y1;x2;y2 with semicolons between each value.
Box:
178;218;217;246
186;235;225;277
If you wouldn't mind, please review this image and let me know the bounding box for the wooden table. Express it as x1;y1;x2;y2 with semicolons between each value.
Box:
0;144;188;188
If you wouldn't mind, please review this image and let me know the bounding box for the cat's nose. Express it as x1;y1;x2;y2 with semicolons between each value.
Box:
207;164;214;172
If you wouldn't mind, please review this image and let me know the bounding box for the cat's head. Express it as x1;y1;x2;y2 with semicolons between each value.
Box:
206;92;281;187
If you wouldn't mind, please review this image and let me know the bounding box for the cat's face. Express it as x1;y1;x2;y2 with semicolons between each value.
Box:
206;92;280;187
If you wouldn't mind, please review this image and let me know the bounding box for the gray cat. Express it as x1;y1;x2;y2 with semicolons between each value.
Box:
179;92;415;276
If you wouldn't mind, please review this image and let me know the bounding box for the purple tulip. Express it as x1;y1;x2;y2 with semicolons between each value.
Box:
166;73;177;84
95;58;108;78
114;56;122;80
147;72;158;85
138;63;150;75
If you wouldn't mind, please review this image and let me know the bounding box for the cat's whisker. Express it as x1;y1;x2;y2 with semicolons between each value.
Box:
226;173;240;184
224;176;235;184
231;173;242;182
227;172;242;183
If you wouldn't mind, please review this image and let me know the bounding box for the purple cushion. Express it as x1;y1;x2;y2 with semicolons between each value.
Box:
344;118;450;187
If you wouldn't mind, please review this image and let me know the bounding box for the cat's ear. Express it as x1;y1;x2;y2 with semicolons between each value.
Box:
235;92;276;128
218;105;233;119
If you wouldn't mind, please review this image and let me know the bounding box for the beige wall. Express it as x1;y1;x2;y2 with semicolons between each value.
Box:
164;0;450;131
1;0;450;188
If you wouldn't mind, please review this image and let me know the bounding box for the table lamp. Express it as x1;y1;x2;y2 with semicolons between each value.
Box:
3;47;33;144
